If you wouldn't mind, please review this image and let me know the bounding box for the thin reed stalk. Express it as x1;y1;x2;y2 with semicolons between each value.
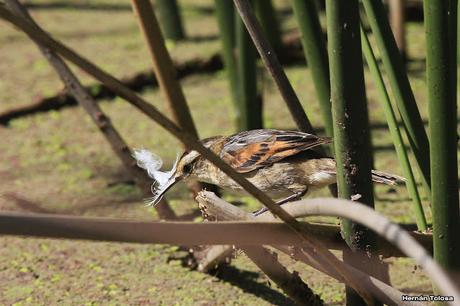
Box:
362;0;431;196
291;0;333;137
236;11;262;130
214;0;239;123
360;24;427;231
232;0;315;134
233;0;336;197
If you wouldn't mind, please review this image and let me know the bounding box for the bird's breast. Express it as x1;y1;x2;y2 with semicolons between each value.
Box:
193;160;306;198
192;157;337;199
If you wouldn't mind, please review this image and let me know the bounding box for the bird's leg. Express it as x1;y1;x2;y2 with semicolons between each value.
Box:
276;191;306;205
252;190;306;216
252;207;268;216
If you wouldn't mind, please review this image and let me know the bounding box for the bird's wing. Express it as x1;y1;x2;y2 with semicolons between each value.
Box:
221;129;331;173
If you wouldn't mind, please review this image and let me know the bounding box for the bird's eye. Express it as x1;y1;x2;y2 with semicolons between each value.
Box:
183;163;192;174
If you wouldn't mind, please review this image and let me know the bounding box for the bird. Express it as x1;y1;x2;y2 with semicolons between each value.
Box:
133;129;404;210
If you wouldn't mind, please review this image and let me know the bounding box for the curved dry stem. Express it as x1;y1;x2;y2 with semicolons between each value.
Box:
259;198;460;303
197;191;423;306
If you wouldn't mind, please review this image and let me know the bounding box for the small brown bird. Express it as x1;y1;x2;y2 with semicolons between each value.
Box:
133;129;404;208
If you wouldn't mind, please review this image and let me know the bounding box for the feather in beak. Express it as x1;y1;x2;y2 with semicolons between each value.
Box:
132;149;179;206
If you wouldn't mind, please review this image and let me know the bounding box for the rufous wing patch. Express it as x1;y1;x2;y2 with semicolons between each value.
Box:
222;136;276;172
222;132;330;173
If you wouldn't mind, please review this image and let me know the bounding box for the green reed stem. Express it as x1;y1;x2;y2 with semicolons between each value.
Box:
360;23;427;231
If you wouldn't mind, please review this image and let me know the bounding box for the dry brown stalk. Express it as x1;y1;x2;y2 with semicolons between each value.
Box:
196;191;460;304
195;191;425;306
0;209;422;305
0;211;336;245
130;0;198;137
130;0;207;197
197;195;323;305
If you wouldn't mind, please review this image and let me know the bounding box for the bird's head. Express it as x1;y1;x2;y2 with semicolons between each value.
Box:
132;149;201;206
132;137;220;206
174;150;201;179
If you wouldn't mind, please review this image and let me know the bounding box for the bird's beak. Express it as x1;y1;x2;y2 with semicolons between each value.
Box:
149;175;182;206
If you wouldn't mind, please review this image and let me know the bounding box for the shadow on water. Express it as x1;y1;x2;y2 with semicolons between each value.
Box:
2;192;140;215
25;2;132;11
185;34;219;43
25;2;217;15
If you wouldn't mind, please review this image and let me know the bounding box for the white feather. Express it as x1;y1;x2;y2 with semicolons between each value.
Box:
132;149;163;177
132;149;179;206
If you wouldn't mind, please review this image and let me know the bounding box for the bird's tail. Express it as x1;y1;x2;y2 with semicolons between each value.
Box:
371;170;406;186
